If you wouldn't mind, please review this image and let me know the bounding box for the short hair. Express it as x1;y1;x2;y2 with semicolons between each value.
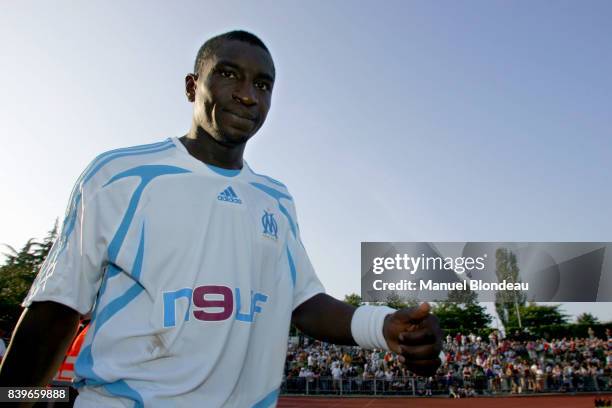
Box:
193;30;273;75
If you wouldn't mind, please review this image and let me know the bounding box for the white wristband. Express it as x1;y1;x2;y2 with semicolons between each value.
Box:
350;305;396;350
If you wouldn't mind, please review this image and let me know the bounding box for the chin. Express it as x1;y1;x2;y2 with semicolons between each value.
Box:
215;130;252;146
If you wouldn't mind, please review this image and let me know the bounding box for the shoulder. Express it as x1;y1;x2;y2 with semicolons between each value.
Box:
246;164;289;190
77;138;177;195
245;164;293;202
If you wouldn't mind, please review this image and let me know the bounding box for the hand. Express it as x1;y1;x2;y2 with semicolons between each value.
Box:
383;302;443;377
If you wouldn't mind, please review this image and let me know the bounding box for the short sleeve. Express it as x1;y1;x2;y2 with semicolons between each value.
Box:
284;201;325;310
22;168;106;315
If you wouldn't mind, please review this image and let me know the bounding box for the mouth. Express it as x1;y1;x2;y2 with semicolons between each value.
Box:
222;109;256;122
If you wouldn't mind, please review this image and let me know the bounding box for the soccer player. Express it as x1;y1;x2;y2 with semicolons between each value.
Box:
0;31;442;407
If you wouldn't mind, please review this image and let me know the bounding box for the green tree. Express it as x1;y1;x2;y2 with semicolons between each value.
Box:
0;223;58;332
0;263;37;330
576;312;599;326
3;239;39;270
433;302;492;336
2;221;57;270
383;293;418;310
35;220;58;264
385;293;407;309
434;281;492;335
447;286;478;304
494;248;526;329
344;293;362;307
507;303;568;329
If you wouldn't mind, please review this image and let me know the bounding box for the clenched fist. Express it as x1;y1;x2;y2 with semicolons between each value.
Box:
383;302;443;377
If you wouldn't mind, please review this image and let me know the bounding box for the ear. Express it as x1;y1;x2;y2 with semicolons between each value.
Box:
185;73;198;102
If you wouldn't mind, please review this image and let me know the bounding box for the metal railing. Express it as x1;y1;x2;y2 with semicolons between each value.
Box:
281;373;612;396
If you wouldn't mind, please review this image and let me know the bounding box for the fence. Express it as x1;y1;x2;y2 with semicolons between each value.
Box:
281;373;612;397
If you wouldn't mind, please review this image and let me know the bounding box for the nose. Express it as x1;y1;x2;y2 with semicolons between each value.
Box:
232;81;257;106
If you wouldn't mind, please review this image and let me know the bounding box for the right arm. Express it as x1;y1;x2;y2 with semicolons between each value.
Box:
0;301;80;387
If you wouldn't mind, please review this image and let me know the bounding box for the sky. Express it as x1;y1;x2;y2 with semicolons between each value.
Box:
1;1;611;325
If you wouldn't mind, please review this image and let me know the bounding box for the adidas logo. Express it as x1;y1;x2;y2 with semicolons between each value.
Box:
217;186;242;204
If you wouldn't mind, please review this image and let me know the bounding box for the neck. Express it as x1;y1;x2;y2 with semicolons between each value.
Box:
181;125;246;170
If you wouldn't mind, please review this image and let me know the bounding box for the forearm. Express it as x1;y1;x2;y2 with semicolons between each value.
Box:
291;293;357;345
0;301;80;387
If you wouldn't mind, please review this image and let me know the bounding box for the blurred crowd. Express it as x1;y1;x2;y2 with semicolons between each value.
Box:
284;329;612;396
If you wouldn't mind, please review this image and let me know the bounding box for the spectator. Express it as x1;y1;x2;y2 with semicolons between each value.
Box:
282;334;611;396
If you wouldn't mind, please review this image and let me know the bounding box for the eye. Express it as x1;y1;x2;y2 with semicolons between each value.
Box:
254;80;271;91
220;70;237;79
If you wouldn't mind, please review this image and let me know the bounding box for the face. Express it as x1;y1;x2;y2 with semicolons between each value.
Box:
186;40;275;146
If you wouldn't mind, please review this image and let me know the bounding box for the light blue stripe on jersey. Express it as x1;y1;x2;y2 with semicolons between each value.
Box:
206;163;241;177
48;140;175;269
74;224;147;408
83;140;172;184
286;246;297;287
64;139;170;233
249;182;291;201
97;281;144;328
75;163;189;404
104;381;144;408
93;263;121;316
83;165;190;342
132;224;146;281
75;257;146;402
277;204;297;239
92;223;147;333
65;140;174;241
104;164;190;262
249;168;286;188
251;388;279;408
36;141;174;315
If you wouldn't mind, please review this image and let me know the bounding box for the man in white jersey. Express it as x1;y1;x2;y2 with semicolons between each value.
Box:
0;31;443;407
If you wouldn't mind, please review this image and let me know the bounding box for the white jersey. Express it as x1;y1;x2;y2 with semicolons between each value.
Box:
23;137;325;407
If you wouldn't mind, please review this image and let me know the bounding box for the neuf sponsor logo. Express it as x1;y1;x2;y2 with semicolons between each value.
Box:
163;285;268;327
